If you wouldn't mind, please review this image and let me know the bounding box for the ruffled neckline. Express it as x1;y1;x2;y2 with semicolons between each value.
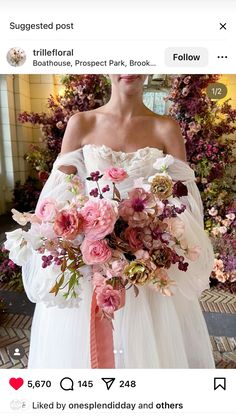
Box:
82;143;164;157
55;143;195;181
59;143;164;158
82;144;164;166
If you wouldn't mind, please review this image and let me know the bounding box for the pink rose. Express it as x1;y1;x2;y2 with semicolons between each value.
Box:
36;198;58;221
96;285;121;314
53;209;83;240
104;167;128;183
81;200;117;240
81;238;112;265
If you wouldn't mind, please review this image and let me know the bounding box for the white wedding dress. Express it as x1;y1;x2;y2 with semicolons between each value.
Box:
22;144;215;368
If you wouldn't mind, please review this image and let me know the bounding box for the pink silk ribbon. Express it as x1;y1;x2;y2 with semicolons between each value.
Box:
90;287;125;369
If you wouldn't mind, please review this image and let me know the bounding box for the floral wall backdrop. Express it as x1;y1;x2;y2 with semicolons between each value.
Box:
0;74;235;293
168;75;236;292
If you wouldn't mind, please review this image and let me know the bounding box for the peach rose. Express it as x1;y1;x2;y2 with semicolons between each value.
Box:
124;227;143;251
53;209;83;240
149;268;176;296
81;238;112;265
185;245;201;261
36;198;58;221
166;217;185;240
81;199;117;240
104;167;128;183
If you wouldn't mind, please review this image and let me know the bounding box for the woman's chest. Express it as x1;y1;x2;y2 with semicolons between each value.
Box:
82;117;164;152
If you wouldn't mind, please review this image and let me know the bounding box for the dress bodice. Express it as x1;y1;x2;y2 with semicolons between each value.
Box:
82;144;165;197
53;143;197;200
82;143;164;173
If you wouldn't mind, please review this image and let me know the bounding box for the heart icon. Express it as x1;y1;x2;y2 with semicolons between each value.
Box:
9;377;24;390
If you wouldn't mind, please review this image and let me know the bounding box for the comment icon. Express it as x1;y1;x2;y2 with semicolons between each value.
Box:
60;377;74;391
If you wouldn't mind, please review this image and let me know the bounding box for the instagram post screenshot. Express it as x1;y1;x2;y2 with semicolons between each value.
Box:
0;0;235;417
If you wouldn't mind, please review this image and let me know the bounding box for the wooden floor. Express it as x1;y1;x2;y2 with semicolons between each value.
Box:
0;313;31;368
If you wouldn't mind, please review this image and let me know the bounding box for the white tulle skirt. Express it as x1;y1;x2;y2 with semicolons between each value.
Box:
28;276;215;368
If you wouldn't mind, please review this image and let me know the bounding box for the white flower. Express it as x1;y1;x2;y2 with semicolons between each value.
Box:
5;228;24;249
133;177;150;191
25;221;59;250
208;207;218;217
4;228;32;266
153;155;175;172
24;228;43;250
10;243;32;266
11;209;28;226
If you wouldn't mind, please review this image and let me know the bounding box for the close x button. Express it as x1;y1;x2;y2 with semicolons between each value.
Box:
219;22;227;30
165;47;208;67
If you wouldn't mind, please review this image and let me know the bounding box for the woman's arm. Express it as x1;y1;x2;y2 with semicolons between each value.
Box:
59;112;86;174
156;116;187;162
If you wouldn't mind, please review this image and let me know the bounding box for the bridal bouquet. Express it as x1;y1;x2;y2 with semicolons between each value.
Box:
5;155;200;317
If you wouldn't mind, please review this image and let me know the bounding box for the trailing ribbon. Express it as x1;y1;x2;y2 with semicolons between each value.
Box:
90;287;125;369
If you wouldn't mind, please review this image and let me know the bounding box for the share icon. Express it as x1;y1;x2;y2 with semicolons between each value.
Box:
101;377;116;390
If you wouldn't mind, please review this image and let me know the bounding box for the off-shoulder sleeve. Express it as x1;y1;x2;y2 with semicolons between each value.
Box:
22;149;90;306
154;156;214;300
35;149;86;207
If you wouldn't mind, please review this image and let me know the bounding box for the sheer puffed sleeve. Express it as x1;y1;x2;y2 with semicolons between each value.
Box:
21;149;89;306
167;158;204;228
154;155;214;300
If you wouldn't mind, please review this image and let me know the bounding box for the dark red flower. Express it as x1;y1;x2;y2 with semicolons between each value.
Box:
172;181;188;197
38;171;49;182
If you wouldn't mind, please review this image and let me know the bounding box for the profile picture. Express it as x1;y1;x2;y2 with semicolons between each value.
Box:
6;47;26;67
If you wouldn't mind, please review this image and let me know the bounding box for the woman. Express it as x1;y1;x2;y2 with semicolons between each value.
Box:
22;74;215;368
